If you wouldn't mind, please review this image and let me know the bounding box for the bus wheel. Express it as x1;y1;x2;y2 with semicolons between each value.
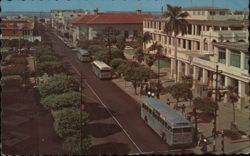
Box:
144;116;148;123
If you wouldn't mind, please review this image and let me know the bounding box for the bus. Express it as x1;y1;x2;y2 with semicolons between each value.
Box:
77;49;91;62
91;60;112;79
141;97;193;146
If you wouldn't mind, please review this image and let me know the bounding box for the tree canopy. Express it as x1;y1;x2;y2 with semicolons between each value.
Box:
38;74;79;98
41;91;81;111
53;107;89;138
193;97;216;115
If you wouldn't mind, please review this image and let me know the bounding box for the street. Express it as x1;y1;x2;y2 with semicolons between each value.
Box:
45;27;172;154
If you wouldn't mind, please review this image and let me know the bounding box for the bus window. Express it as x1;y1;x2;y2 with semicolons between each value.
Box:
173;128;182;133
183;127;192;132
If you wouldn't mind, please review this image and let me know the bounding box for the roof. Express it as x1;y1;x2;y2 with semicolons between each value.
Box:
72;13;152;25
182;6;229;11
79;49;89;55
213;42;249;53
0;20;34;30
143;97;192;128
92;60;112;70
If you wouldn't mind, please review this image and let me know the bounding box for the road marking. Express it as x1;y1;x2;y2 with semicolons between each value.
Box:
63;50;143;154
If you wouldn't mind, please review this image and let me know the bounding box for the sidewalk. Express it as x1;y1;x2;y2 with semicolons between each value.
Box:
114;53;250;154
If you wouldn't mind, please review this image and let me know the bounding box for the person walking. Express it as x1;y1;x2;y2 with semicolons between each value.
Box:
166;98;170;105
181;104;186;114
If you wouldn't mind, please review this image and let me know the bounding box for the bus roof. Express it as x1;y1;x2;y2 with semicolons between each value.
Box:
143;97;192;128
79;49;89;55
92;60;112;70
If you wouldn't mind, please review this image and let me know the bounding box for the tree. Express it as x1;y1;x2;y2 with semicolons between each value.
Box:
53;108;88;138
134;47;144;63
37;54;58;63
124;65;151;94
87;44;106;56
225;85;240;126
144;55;155;68
182;75;193;88
95;48;125;64
41;91;81;111
38;74;79;98
165;83;193;106
193;97;216;115
110;58;125;70
137;31;152;50
163;4;189;82
36;61;64;76
148;41;163;98
115;34;126;50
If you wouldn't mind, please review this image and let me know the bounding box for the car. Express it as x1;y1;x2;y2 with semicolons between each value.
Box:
124;45;133;50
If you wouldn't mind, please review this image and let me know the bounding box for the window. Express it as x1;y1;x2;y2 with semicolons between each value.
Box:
245;54;249;70
193;11;196;15
202;11;205;15
197;11;200;15
169;37;171;45
218;48;226;64
230;51;240;68
159;22;161;30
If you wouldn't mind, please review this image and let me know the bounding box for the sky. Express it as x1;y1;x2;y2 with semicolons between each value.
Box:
2;0;249;12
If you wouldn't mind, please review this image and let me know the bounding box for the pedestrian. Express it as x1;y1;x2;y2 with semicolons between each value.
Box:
173;104;177;110
181;104;186;114
166;98;170;105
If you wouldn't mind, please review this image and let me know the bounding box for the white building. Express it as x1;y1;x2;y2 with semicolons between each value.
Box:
143;7;249;110
50;9;85;37
71;10;152;42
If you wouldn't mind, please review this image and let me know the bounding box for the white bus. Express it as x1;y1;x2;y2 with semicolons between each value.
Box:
77;49;91;62
141;97;194;146
91;60;112;79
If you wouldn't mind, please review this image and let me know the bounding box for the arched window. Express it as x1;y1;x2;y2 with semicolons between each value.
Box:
212;40;217;50
204;38;208;51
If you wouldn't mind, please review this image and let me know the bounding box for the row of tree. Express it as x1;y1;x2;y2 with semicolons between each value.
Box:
35;46;64;76
35;46;91;154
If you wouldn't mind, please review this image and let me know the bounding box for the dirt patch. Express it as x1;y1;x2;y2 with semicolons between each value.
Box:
84;102;113;121
84;123;122;138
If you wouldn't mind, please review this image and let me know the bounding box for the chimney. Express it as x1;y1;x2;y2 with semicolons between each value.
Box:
136;10;142;14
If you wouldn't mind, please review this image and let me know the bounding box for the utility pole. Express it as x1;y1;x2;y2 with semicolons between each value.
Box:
204;65;224;153
107;30;112;64
80;72;83;154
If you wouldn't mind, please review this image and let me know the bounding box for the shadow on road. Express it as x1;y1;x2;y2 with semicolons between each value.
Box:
84;123;122;138
84;102;115;121
88;142;130;154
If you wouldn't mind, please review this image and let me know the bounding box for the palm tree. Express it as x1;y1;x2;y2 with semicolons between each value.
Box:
149;42;163;98
142;31;152;50
163;4;189;82
226;85;240;129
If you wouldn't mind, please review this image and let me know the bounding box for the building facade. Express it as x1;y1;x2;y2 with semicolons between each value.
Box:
71;11;152;42
0;17;41;42
143;7;249;110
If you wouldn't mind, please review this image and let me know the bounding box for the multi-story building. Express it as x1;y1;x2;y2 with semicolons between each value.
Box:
0;17;41;42
71;10;152;42
50;9;85;37
143;7;249;110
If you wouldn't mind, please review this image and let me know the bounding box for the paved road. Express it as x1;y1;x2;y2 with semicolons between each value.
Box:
45;29;171;153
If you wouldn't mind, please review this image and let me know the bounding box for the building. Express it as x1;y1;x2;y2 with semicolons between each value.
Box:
71;10;152;42
143;7;249;110
0;17;41;42
50;9;85;37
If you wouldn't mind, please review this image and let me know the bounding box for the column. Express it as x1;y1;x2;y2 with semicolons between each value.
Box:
192;24;195;35
192;66;199;89
171;58;176;79
177;61;183;82
224;76;232;103
186;39;189;50
185;63;190;76
240;52;245;70
238;81;246;110
195;25;198;35
226;49;231;67
181;39;184;49
202;69;208;85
